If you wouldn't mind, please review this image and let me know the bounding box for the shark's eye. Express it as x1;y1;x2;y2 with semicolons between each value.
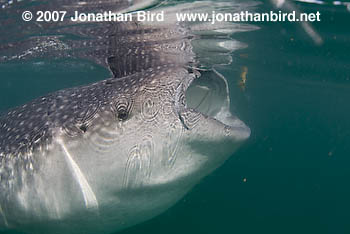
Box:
79;124;88;133
113;96;133;121
117;109;128;121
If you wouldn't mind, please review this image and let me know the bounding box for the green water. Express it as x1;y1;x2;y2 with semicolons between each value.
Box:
1;0;350;234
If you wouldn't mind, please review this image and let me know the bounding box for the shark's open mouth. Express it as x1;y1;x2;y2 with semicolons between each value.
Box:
186;70;229;117
185;69;250;132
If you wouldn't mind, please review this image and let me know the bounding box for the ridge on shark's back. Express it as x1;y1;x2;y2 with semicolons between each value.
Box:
0;0;257;233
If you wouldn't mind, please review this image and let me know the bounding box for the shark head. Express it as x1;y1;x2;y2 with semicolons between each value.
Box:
19;63;249;232
87;65;251;192
0;63;250;234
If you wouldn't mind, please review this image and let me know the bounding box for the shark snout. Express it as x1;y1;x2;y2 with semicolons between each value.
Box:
180;107;250;145
222;116;251;142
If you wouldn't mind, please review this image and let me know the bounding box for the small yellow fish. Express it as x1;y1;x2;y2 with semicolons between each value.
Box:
239;66;248;91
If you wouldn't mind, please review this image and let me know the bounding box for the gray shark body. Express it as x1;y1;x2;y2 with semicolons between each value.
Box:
0;0;254;233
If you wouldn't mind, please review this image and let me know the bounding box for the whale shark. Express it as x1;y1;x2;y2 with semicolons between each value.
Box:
0;0;255;233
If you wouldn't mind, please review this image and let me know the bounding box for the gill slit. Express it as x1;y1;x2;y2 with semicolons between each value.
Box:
57;138;99;210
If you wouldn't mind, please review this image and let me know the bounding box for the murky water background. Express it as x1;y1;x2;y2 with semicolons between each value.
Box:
1;0;350;233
